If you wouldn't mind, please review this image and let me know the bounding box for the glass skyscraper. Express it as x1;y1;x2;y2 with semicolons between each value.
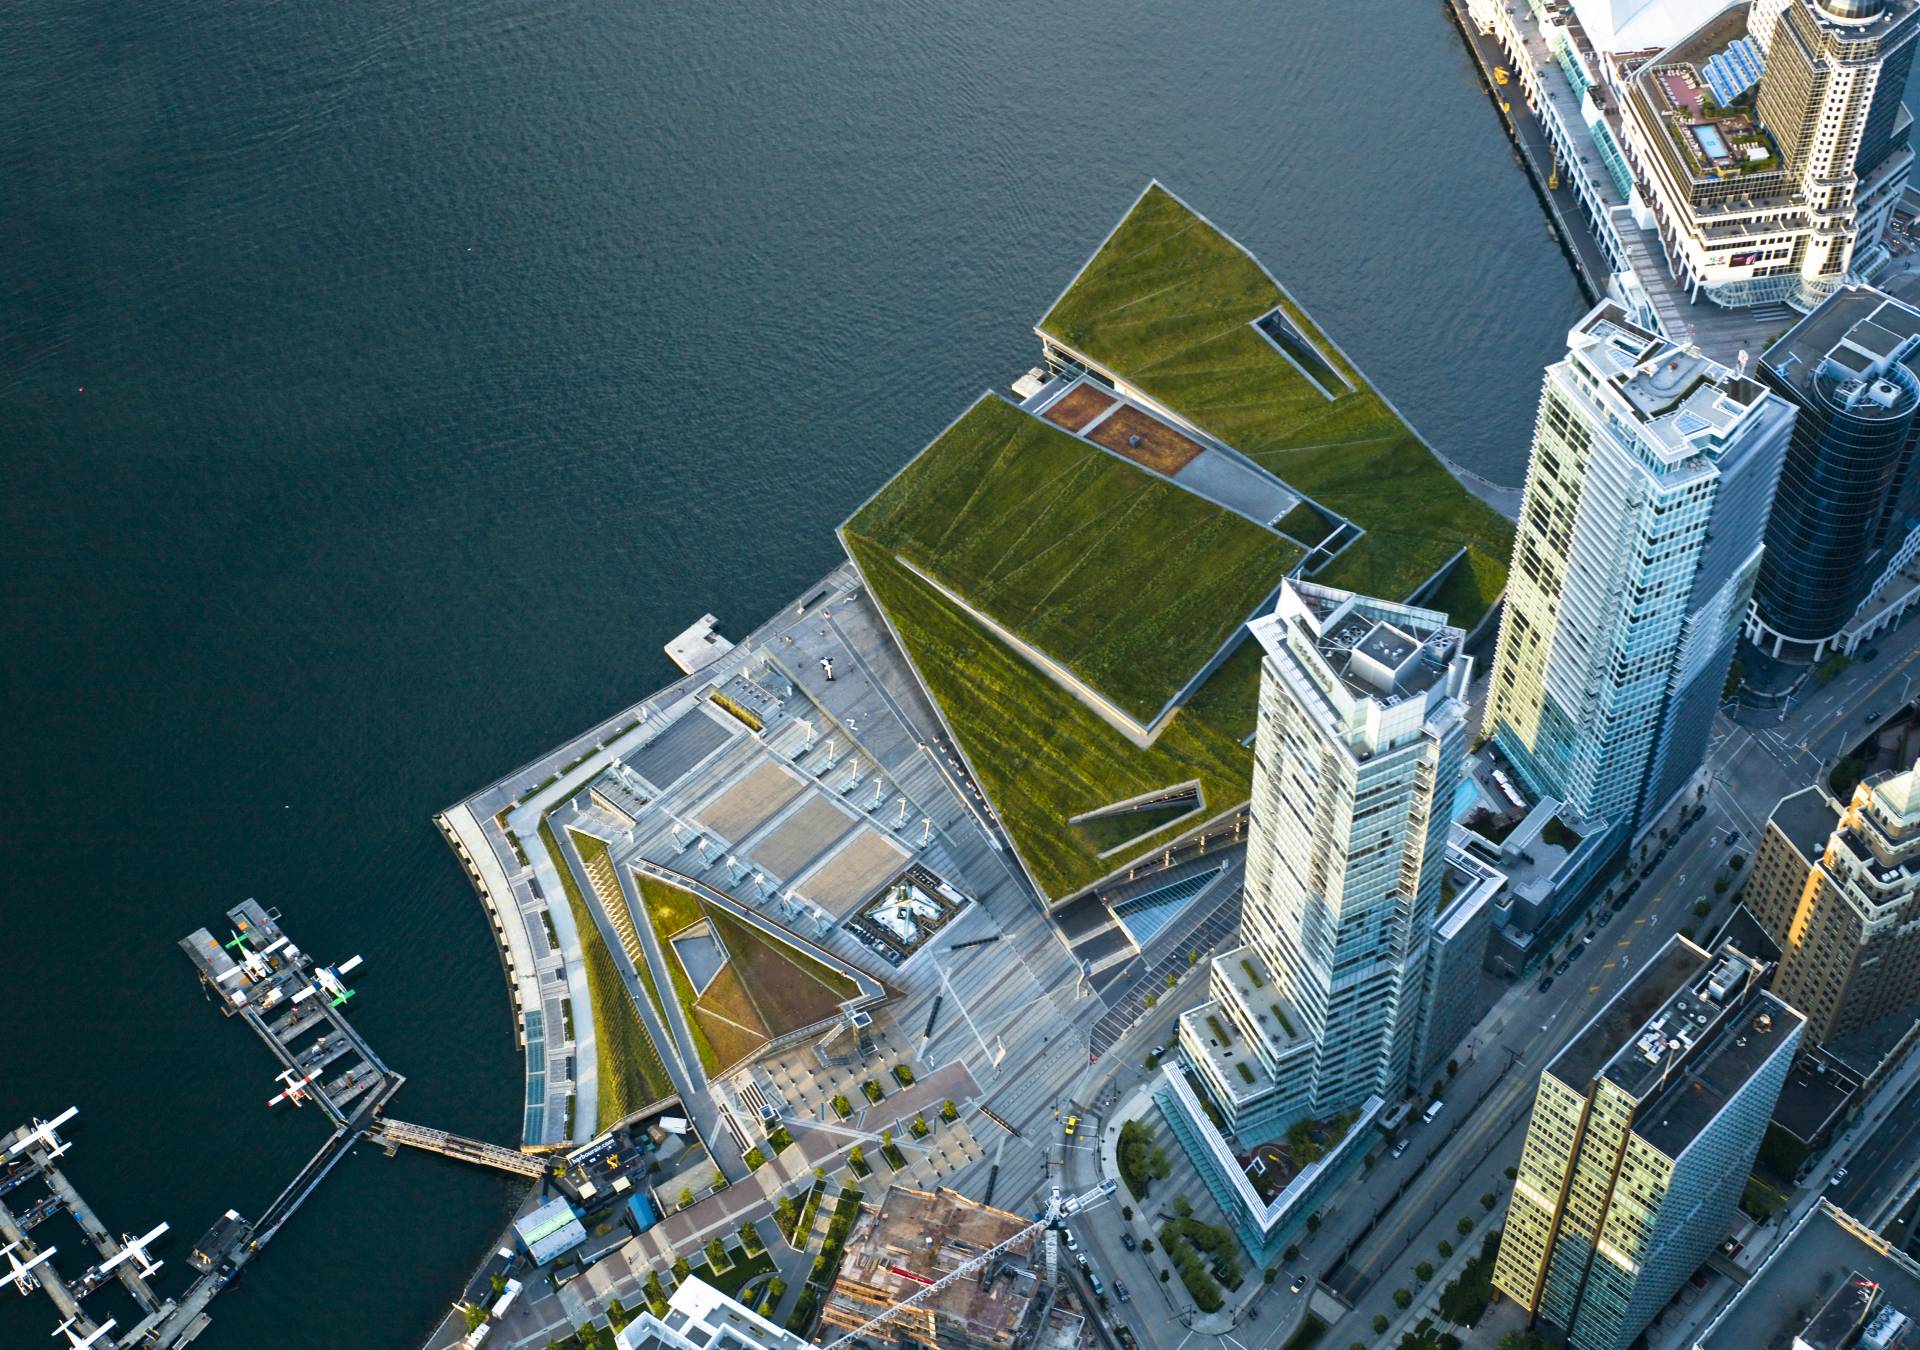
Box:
1749;286;1920;661
1484;303;1794;845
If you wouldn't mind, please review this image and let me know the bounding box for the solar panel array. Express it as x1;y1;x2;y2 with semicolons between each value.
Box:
1703;37;1764;107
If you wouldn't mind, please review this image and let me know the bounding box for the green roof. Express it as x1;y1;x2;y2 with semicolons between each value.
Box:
844;392;1299;725
842;184;1513;902
1039;183;1512;618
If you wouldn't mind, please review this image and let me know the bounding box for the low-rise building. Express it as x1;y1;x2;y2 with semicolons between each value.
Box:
1461;799;1616;976
616;1275;811;1350
1415;838;1508;1082
1693;1199;1920;1349
513;1195;586;1268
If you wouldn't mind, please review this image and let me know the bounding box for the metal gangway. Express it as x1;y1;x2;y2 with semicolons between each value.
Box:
371;1120;551;1178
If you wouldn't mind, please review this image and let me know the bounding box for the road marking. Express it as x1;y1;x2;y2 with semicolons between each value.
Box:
1602;962;1616;970
1617;939;1632;947
1589;984;1601;993
1634;918;1646;925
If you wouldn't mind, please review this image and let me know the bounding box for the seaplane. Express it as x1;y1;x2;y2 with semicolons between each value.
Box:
8;1109;77;1161
3;1242;56;1295
52;1316;116;1348
216;930;290;985
292;954;363;1007
94;1223;167;1280
268;1068;321;1108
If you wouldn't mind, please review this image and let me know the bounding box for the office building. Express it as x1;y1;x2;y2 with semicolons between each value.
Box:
1619;0;1917;310
1693;1198;1920;1349
615;1275;811;1350
1746;763;1920;1040
1161;579;1470;1256
1483;303;1793;845
1749;287;1920;661
1493;937;1804;1350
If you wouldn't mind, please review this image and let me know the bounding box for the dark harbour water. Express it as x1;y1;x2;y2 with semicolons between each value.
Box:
1;1;1587;1345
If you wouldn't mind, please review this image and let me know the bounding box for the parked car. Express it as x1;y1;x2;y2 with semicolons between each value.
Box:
1555;958;1572;976
1290;1274;1309;1294
1119;1232;1136;1252
1537;975;1555;993
1864;648;1881;661
1392;1138;1410;1159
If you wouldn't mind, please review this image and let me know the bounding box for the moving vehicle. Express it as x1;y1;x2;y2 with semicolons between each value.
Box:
1063;1115;1078;1139
1290;1274;1308;1294
1119;1232;1136;1252
1115;1280;1131;1303
1830;1166;1849;1188
1064;1229;1079;1253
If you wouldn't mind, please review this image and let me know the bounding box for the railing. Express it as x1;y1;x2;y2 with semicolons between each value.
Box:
372;1119;550;1178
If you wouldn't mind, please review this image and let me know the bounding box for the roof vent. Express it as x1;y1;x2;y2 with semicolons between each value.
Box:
1755;1013;1773;1033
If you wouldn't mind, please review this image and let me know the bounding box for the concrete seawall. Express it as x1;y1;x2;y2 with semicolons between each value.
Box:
1440;0;1603;307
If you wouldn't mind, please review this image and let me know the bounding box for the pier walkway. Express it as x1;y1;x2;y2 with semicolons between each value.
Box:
372;1120;552;1178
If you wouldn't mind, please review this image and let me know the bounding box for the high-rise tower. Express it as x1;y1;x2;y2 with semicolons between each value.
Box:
1483;303;1793;844
1756;0;1918;279
1749;286;1920;661
1180;580;1471;1140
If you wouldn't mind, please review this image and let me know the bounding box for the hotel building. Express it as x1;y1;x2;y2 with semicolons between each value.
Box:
1492;937;1804;1350
1618;0;1917;310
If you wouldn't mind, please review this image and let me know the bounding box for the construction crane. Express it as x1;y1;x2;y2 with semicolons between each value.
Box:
819;1179;1116;1350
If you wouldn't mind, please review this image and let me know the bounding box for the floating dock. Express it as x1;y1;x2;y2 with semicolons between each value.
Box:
6;899;558;1348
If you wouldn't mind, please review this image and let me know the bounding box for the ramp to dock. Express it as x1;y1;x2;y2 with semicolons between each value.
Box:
372;1120;550;1178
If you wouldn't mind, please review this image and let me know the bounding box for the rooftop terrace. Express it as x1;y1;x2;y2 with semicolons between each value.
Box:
1571;305;1774;461
1632;4;1787;186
